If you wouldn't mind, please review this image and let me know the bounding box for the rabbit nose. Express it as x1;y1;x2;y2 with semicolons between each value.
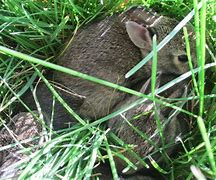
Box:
178;55;188;63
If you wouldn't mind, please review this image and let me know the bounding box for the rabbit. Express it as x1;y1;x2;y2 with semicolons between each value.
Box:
19;6;195;129
108;73;191;175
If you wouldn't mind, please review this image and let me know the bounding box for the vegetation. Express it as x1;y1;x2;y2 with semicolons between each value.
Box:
0;0;215;179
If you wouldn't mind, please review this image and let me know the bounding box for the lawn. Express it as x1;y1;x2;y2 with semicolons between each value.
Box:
0;0;215;179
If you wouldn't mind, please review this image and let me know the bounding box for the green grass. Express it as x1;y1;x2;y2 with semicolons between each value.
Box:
0;0;216;179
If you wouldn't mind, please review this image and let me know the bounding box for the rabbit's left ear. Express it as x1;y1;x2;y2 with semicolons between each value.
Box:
169;85;188;99
139;72;162;94
126;21;152;50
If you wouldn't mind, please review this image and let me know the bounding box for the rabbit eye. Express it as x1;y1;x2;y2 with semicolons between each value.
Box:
178;55;188;63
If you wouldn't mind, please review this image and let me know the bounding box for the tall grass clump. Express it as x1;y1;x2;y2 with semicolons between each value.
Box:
0;0;215;179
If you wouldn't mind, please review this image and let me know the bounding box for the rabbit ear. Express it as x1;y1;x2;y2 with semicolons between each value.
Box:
139;77;151;93
169;85;188;99
126;21;152;50
139;72;162;94
155;72;162;90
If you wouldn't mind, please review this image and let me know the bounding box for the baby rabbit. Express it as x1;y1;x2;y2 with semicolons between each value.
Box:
108;73;191;175
27;6;195;129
